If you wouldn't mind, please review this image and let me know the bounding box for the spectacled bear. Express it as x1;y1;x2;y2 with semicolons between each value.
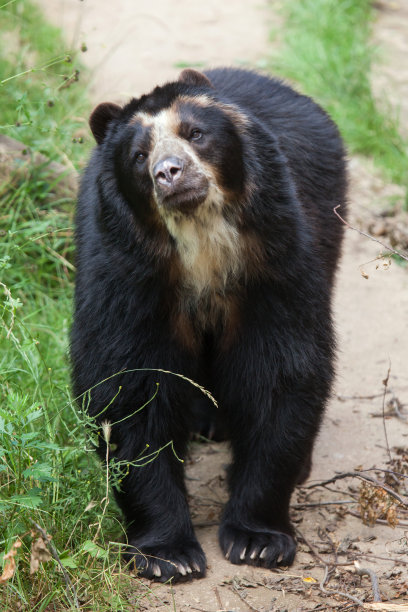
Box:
71;67;347;582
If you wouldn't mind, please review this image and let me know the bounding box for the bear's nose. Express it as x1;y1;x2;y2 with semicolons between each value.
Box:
153;157;184;186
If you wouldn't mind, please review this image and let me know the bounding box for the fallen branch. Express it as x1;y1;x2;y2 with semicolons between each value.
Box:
334;205;408;262
364;604;408;611
358;468;408;482
301;471;408;508
354;561;381;602
293;499;357;509
337;392;391;401
230;579;262;612
347;509;408;527
357;552;408;567
382;364;392;463
296;529;328;566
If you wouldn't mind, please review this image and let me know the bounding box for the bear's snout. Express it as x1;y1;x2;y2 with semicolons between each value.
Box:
152;152;209;213
153;156;184;187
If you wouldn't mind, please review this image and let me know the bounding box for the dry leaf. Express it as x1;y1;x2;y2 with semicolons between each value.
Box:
302;576;317;583
359;482;399;527
0;538;22;584
30;535;52;574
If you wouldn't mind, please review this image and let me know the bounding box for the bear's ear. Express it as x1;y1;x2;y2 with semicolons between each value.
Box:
89;102;122;144
178;69;213;89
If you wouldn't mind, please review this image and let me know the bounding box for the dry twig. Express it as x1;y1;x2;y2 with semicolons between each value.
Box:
293;499;357;509
347;509;408;527
319;564;365;608
382;365;392;462
333;205;408;262
296;529;329;566
230;578;262;612
301;472;408;508
354;561;381;603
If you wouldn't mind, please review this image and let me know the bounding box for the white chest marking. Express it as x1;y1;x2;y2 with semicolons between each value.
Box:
165;187;242;296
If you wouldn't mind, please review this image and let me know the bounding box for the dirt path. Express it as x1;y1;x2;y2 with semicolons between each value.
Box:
372;0;408;137
36;0;270;103
35;1;408;609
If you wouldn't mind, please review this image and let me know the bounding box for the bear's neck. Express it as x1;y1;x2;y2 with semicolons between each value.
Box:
162;188;243;298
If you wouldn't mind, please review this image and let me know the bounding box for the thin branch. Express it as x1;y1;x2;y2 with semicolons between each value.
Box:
296;529;328;565
357;552;408;566
333;205;408;262
213;586;223;610
301;472;408;508
319;565;364;608
359;467;408;481
347;509;408;527
293;499;357;509
230;580;262;612
31;522;79;610
337;392;390;401
354;561;381;603
382;364;392;462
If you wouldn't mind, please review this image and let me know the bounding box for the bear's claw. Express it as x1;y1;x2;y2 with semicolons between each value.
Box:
124;540;206;582
219;523;296;568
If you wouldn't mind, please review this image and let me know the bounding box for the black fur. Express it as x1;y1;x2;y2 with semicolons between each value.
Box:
71;68;347;581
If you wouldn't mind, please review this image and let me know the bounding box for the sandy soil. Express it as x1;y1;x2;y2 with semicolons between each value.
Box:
34;1;408;609
372;0;408;138
35;0;270;104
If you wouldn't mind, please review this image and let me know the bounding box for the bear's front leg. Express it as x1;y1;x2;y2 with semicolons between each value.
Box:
73;350;206;582
102;375;206;582
215;306;333;569
218;381;327;568
118;442;205;581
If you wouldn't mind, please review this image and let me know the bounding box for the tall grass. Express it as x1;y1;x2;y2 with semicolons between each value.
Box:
0;147;145;611
271;0;408;205
0;2;154;609
0;0;91;165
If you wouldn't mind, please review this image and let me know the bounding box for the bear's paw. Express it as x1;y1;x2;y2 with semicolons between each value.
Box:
124;539;206;582
219;523;296;568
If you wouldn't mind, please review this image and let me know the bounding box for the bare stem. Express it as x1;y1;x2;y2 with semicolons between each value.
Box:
333;205;408;262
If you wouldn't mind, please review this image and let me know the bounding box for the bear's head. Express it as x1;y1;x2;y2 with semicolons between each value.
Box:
89;69;248;221
88;70;263;297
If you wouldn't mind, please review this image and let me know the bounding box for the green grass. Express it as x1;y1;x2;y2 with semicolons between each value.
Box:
0;0;91;165
270;0;408;206
0;139;145;611
0;170;177;609
0;2;155;609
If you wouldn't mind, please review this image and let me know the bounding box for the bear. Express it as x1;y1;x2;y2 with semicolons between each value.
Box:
71;67;347;582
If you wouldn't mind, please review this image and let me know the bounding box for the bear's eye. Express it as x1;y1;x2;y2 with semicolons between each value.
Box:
134;152;147;164
189;128;203;142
